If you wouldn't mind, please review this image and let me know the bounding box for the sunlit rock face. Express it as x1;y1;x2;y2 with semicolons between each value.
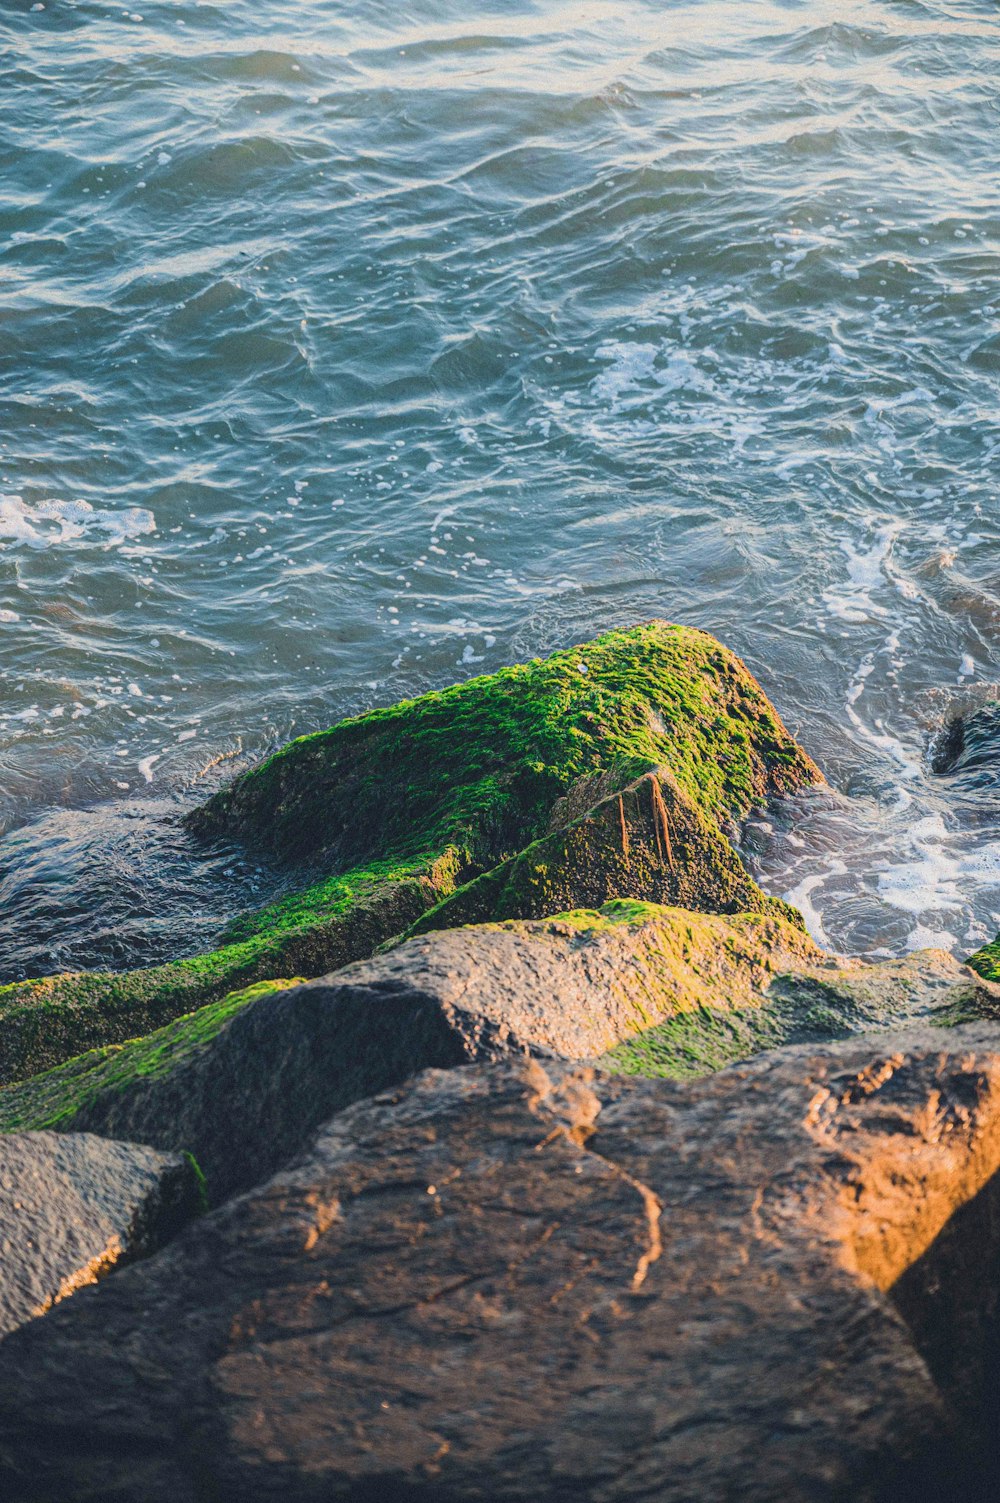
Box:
0;1131;200;1341
2;1029;1000;1502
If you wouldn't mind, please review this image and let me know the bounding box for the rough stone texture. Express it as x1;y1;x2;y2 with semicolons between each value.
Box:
0;1131;201;1341
3;1031;1000;1500
2;903;987;1208
0;903;815;1201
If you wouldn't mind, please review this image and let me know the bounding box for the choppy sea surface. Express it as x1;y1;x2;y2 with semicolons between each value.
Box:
1;0;999;979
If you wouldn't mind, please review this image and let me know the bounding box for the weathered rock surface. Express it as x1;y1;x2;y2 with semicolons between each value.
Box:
0;903;814;1201
0;1131;201;1341
0;621;821;1083
2;903;986;1207
2;1031;1000;1500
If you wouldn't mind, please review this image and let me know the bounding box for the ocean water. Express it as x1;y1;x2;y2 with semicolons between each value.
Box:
1;0;999;978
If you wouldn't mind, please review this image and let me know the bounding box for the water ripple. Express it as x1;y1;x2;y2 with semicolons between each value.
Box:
1;0;999;964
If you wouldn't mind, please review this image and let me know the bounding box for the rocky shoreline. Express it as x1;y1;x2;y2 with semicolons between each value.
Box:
0;619;998;1499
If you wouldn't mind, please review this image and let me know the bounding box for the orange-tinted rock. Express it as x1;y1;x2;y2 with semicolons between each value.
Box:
2;1028;1000;1499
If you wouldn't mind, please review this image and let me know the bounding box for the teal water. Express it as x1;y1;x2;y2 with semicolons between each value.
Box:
2;0;999;975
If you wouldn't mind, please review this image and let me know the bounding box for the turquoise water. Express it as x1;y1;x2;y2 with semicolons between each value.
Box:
2;0;999;975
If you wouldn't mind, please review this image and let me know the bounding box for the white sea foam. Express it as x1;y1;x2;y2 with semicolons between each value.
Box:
0;495;155;551
782;862;845;950
591;340;717;411
875;816;963;916
137;753;160;783
821;522;901;624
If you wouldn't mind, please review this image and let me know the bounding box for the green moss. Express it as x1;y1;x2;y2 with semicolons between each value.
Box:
406;766;801;939
191;620;819;870
967;936;1000;985
544;899;672;932
597;977;864;1081
0;979;303;1133
0;622;820;1083
598;943;977;1082
220;853;446;943
598;1003;789;1080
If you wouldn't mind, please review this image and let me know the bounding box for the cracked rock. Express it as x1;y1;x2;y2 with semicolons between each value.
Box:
3;1027;1000;1499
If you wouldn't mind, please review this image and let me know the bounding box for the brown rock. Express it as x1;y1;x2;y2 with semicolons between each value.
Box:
0;1131;200;1341
2;1027;1000;1500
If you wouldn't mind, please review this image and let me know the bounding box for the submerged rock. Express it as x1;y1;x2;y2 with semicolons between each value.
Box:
3;1032;1000;1500
930;700;1000;782
0;1131;200;1342
0;622;821;1083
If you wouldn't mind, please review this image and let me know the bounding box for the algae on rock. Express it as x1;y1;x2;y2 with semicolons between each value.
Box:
0;621;821;1084
967;935;1000;988
0;901;820;1196
0;896;979;1203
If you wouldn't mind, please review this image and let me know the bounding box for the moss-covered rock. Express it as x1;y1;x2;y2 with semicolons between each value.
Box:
409;767;804;935
0;859;453;1085
0;622;821;1083
190;619;820;862
1;897;981;1205
601;945;982;1080
0;901;818;1198
966;936;1000;987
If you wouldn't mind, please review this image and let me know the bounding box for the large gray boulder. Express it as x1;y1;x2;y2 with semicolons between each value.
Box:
0;1132;200;1341
1;1026;999;1500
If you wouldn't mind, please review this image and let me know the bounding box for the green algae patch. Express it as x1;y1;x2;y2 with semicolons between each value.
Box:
189;620;821;868
967;937;1000;986
597;975;869;1082
0;622;821;1083
600;944;981;1082
598;1004;791;1081
543;899;672;931
220;852;460;945
0;979;304;1133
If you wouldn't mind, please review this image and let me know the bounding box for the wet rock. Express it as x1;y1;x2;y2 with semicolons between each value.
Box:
0;1131;201;1341
929;701;1000;781
2;1031;1000;1500
0;621;821;1084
